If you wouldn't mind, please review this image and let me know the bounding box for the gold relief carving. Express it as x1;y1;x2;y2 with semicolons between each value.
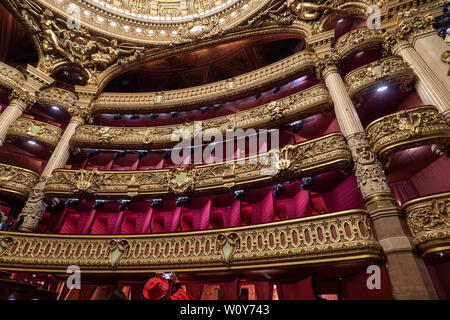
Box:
217;233;240;265
9;89;37;107
38;87;78;111
171;17;224;45
403;192;450;255
366;106;450;165
0;210;381;273
0;62;26;91
72;85;331;149
47;133;352;199
383;14;436;53
93;51;317;113
397;0;446;19
67;105;92;123
7;118;63;148
346;132;391;200
344;56;414;100
168;167;197;195
18;177;48;232
335;28;384;60
0;164;40;200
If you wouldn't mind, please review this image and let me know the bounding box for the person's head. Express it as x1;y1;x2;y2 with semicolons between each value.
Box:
107;289;127;300
143;275;170;300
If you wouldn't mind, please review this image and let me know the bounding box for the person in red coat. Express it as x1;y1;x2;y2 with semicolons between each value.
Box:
143;272;193;300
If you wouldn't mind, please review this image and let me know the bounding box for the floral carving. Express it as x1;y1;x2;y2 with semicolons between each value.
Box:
18;177;48;232
8;118;63;148
335;28;384;60
0;164;39;200
168;167;196;195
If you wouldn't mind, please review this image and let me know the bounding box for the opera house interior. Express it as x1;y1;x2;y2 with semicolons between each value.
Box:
0;0;449;300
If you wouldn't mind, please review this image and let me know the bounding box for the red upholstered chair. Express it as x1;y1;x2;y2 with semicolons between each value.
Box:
90;202;123;235
120;202;152;234
151;201;182;233
241;191;277;225
84;152;114;171
181;198;212;231
321;175;365;212
137;152;165;170
210;194;242;228
59;201;96;234
111;153;139;171
274;187;319;220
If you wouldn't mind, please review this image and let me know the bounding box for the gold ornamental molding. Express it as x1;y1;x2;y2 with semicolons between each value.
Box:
6;117;63;149
0;210;381;273
403;192;450;257
0;62;26;92
366;106;450;166
38;87;79;111
92;50;317;113
45;133;352;199
72;84;332;149
334;28;384;61
344;55;415;101
0;164;40;200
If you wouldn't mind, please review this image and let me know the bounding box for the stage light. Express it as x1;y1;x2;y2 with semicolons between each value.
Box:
150;113;159;119
27;140;37;145
234;190;245;200
301;177;315;190
377;85;388;92
200;106;209;113
93;200;105;209
119;200;131;211
176;197;191;207
273;184;286;198
151;199;163;209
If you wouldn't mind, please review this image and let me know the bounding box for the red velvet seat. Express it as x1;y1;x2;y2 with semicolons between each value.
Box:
151;201;181;233
210;194;242;228
111;153;139;171
181;198;212;231
241;191;278;225
59;201;96;234
137;152;165;170
84;152;114;171
90;202;123;234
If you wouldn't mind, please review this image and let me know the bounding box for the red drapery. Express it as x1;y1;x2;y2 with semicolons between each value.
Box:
276;276;317;300
186;282;206;300
219;279;239;300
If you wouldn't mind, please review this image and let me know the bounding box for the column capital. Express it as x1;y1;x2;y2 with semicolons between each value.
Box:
69;86;98;124
9;89;37;109
315;52;341;79
383;14;436;54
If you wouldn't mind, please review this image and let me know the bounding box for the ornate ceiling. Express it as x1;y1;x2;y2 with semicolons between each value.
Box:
26;0;273;44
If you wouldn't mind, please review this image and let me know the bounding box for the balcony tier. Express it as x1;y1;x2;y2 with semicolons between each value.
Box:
71;85;332;149
0;210;381;273
403;192;450;257
45;133;352;199
344;56;415;101
0;163;40;200
0;62;25;91
366;106;450;165
7;117;63;148
38;87;78;111
335;28;384;60
92;51;317;113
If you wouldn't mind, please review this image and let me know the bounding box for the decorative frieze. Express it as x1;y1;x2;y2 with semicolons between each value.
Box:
0;210;381;273
92;51;317;113
7;117;63;148
45;133;352;199
72;85;332;149
0;62;25;91
344;56;415;101
335;28;384;60
38;87;78;111
0;164;40;200
366;106;450;165
403;192;450;256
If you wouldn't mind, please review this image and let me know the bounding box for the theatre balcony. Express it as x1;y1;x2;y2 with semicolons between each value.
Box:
0;163;39;200
71;85;332;149
0;61;25;91
0;209;381;273
44;133;352;199
6;117;63;149
38;87;78;112
344;56;415;102
92;51;317;114
403;192;450;257
366;106;450;165
334;28;384;61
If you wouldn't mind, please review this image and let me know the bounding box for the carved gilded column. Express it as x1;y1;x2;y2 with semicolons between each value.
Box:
384;15;450;119
315;53;438;299
18;87;96;232
0;90;36;145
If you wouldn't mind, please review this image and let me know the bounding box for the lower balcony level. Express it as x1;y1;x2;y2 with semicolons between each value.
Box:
0;209;381;274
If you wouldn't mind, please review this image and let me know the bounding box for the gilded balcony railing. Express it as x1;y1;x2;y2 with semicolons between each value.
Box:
403;192;450;257
45;133;352;199
366;106;450;165
344;56;415;101
7;117;63;148
0;62;25;91
335;28;384;60
0;164;40;200
71;85;332;149
0;210;381;273
92;51;317;113
38;87;78;111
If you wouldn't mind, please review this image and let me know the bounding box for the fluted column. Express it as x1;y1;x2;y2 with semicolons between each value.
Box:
385;15;450;119
18;87;96;232
315;53;438;300
0;90;36;145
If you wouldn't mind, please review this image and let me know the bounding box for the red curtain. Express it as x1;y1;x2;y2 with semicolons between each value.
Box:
277;276;317;300
339;266;393;300
186;282;206;300
253;281;274;300
219;279;239;300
